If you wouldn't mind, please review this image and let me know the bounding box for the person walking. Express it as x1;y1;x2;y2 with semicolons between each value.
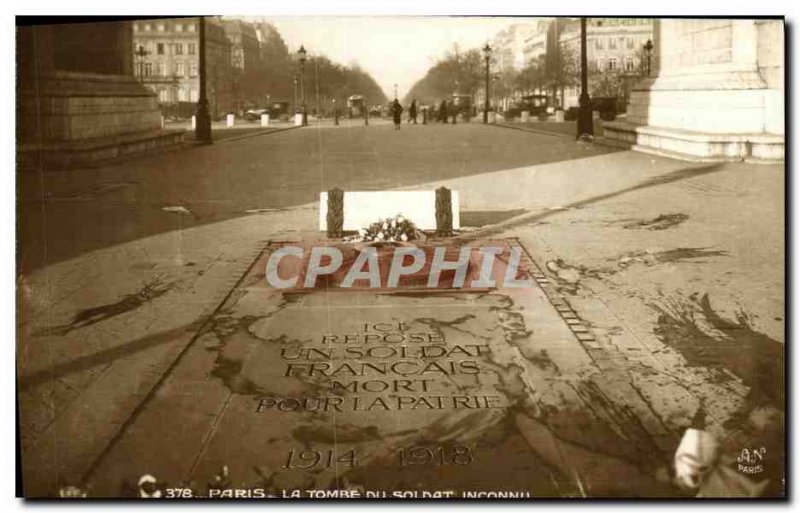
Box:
438;99;448;123
448;100;458;124
408;100;418;124
391;99;403;130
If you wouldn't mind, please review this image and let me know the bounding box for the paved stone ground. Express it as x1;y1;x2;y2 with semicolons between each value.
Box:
16;123;784;496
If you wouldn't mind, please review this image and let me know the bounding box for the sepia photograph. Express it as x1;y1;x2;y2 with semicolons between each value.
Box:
13;8;787;500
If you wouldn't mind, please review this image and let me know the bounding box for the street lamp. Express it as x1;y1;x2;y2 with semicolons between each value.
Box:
492;74;499;113
133;45;149;80
297;45;307;126
643;39;654;76
195;16;212;144
333;98;339;126
576;17;593;141
482;43;492;124
293;74;298;115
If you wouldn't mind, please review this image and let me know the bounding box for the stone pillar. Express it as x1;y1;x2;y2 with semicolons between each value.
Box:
17;20;182;169
603;18;784;162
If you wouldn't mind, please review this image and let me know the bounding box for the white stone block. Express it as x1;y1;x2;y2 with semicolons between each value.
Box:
261;113;270;127
226;113;235;127
520;110;530;123
191;115;196;130
763;89;784;135
319;191;460;231
294;113;303;126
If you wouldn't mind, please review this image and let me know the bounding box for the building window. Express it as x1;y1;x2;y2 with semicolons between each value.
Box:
157;23;165;32
190;89;199;102
156;63;165;76
595;58;604;71
133;24;139;33
157;43;165;55
176;62;186;77
625;58;635;72
143;62;153;76
609;38;617;50
188;43;196;55
595;38;603;50
608;58;618;71
175;43;183;55
175;23;183;32
144;24;151;32
158;89;169;102
187;23;196;32
626;37;635;49
179;88;190;102
189;62;198;77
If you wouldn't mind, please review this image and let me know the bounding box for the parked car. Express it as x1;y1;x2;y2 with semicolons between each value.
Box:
592;97;618;121
452;94;474;121
563;98;618;122
243;109;268;121
564;107;579;121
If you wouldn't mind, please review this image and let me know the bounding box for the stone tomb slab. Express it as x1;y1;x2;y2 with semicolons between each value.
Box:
86;241;677;498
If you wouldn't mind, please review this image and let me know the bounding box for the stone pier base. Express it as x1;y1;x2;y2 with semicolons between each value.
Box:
17;71;185;170
602;121;784;163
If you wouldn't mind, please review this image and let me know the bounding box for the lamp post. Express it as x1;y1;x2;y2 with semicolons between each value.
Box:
492;74;499;115
195;16;212;144
297;45;307;126
394;83;398;100
333;98;339;126
643;39;654;77
170;73;180;118
133;45;149;80
482;43;492;124
293;74;298;115
576;17;593;141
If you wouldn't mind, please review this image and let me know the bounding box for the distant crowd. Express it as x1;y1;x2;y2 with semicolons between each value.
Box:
388;98;473;129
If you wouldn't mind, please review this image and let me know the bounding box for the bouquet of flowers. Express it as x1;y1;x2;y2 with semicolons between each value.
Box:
345;214;418;243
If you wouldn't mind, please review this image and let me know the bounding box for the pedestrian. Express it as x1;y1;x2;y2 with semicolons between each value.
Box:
391;99;403;130
438;100;448;123
408;100;418;124
449;100;458;124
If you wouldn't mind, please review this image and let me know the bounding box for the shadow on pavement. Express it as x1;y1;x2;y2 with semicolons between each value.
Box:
460;163;727;241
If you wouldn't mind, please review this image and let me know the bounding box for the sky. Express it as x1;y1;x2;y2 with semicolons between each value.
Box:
248;16;522;99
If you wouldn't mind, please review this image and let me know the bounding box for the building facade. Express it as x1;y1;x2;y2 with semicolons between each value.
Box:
221;19;264;111
561;18;654;75
558;18;655;108
132;17;234;118
521;18;552;67
491;24;536;73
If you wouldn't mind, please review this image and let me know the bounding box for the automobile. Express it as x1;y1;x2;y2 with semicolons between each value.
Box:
592;97;618;121
504;95;550;121
243;109;268;122
564;107;579;121
347;95;365;118
563;98;618;122
452;94;473;121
